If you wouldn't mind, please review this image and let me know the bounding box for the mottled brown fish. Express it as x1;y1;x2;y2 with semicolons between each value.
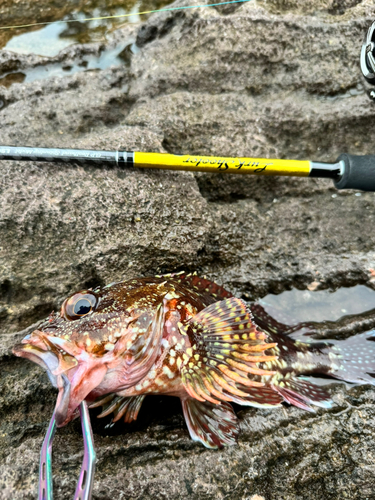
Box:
13;273;375;449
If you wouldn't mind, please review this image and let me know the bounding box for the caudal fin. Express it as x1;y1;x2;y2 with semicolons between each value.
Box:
328;332;375;385
271;331;375;413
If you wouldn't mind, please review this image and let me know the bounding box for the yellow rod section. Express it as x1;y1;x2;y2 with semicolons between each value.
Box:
134;152;311;177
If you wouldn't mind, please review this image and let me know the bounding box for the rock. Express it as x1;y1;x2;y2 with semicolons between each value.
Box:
1;0;375;498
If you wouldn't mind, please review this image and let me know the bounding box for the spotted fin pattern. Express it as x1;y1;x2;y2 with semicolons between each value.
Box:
271;377;332;412
328;332;375;384
90;394;145;423
180;297;281;407
181;397;238;449
157;271;233;302
175;273;233;301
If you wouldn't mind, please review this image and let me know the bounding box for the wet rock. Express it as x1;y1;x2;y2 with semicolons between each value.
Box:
1;0;375;498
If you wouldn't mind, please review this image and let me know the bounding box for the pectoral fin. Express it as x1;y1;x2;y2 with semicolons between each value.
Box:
90;394;145;423
180;297;280;407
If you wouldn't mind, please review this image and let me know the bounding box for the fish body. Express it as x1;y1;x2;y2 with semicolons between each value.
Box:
13;273;375;449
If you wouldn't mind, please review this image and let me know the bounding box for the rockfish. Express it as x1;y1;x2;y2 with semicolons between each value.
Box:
13;273;375;449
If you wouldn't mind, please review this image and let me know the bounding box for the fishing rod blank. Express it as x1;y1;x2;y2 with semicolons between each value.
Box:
1;145;375;191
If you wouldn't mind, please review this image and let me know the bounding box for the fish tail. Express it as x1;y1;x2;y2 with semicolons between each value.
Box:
326;332;375;385
272;331;375;412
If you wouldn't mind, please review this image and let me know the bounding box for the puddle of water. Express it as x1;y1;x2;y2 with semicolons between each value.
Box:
0;40;139;86
260;285;375;324
5;3;143;58
0;0;170;87
6;22;75;58
1;0;169;56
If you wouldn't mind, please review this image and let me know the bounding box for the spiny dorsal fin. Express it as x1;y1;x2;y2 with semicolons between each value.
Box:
172;273;233;301
180;297;280;406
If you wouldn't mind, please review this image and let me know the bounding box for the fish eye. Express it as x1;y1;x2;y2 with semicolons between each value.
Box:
73;298;92;315
62;291;98;321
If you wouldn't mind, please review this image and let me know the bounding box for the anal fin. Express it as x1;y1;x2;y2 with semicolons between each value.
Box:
181;397;238;449
231;384;283;408
272;377;333;412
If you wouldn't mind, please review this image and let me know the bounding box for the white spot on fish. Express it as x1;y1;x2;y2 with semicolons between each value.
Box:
163;366;175;379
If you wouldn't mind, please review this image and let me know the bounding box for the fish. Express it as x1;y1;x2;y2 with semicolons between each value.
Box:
13;273;375;449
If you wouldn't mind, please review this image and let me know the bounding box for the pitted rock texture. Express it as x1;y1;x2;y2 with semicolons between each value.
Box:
1;1;375;498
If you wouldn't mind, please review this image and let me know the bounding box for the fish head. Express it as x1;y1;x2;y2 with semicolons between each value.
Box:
13;280;166;427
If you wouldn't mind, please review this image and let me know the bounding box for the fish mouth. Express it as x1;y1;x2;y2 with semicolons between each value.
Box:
13;331;107;427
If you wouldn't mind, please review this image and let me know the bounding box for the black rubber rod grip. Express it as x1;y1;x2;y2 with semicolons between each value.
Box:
334;154;375;191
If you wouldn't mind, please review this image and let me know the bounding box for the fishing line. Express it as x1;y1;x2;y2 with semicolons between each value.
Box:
0;0;252;31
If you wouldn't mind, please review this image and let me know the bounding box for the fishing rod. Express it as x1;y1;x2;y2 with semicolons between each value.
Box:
0;15;374;194
1;145;375;191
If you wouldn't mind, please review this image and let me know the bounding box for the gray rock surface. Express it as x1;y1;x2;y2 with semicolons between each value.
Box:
1;0;375;498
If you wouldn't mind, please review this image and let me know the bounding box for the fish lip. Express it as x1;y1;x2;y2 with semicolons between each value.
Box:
13;342;59;381
13;333;76;424
14;331;109;428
